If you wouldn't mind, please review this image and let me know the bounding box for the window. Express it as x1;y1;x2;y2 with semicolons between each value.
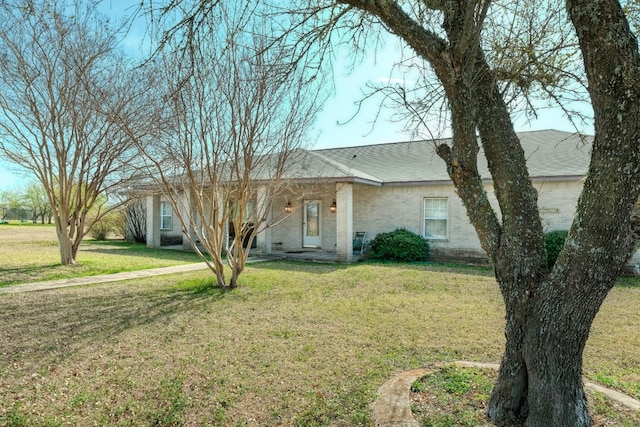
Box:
424;198;448;239
160;201;172;230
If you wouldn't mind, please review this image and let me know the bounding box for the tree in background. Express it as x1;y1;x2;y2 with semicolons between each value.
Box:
23;182;52;224
0;183;52;223
137;2;323;288
0;189;26;221
151;0;640;424
89;209;124;241
0;0;152;265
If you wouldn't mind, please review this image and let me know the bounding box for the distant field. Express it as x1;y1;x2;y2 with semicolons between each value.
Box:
0;224;205;286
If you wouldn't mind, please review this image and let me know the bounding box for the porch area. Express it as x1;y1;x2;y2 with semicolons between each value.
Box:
161;245;361;263
269;248;364;263
146;181;369;263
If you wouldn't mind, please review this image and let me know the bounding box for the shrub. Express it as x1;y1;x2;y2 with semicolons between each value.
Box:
89;212;124;241
369;228;430;262
124;200;147;243
544;230;568;268
89;218;112;241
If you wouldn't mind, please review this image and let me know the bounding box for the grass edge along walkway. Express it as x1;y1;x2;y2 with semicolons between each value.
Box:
0;257;278;295
0;262;211;294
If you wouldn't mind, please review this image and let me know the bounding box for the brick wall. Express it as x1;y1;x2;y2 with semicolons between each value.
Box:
351;179;584;260
267;178;588;263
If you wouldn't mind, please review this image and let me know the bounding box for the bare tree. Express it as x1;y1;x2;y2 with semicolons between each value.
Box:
138;2;323;288
0;0;151;265
148;0;640;424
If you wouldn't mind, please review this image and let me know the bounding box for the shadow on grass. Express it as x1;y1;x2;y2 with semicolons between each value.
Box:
1;263;61;276
0;276;229;367
0;263;73;287
80;241;206;262
249;258;495;277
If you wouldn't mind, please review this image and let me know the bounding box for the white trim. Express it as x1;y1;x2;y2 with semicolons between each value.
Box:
160;201;173;231
423;197;448;240
303;200;322;248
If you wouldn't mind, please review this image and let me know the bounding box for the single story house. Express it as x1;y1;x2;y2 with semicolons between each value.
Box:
145;129;603;264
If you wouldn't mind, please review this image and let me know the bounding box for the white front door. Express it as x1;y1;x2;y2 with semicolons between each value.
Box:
303;200;322;248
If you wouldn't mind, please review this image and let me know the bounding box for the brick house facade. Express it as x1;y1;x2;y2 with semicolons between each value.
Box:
146;130;598;263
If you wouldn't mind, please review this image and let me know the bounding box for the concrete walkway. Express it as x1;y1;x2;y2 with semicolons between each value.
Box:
372;361;640;426
0;257;274;294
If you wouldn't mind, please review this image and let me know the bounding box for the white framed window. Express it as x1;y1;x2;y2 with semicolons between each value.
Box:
160;201;173;230
424;197;448;240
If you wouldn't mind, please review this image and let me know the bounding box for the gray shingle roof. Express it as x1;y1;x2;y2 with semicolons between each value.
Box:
311;129;592;184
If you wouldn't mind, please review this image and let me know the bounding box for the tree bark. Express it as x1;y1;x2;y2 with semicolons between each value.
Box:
488;284;592;426
55;219;77;266
330;1;640;425
274;0;640;423
488;0;640;424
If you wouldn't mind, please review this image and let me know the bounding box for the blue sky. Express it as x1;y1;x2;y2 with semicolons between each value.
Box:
0;1;588;193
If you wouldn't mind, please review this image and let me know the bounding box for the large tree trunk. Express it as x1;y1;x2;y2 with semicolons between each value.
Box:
488;247;635;426
488;276;596;426
55;220;77;266
520;299;592;427
490;326;592;426
333;0;640;424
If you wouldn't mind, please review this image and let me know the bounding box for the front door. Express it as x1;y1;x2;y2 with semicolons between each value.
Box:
303;200;322;248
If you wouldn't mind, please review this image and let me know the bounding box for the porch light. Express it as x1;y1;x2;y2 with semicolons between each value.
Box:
285;201;293;213
330;200;337;213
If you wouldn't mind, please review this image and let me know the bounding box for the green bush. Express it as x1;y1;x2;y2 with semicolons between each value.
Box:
89;218;113;241
89;212;124;241
544;230;568;268
369;228;430;262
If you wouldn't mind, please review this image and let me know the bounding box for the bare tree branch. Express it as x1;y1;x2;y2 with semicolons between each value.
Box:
0;0;152;265
135;2;324;288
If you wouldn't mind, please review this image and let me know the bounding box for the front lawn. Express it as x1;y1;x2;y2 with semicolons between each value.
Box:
0;224;205;286
1;261;639;426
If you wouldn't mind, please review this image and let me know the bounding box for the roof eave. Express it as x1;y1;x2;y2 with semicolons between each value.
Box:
277;176;383;186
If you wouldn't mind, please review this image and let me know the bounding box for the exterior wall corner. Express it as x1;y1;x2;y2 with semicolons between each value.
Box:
335;182;354;262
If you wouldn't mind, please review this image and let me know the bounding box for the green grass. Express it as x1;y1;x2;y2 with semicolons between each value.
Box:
0;262;506;426
0;226;639;425
411;366;495;427
0;262;639;425
410;366;640;426
0;225;206;286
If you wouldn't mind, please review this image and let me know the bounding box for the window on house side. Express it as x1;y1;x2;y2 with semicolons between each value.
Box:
160;201;173;230
424;197;448;239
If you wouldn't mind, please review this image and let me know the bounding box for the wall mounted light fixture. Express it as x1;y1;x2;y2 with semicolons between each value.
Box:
285;201;293;213
330;200;337;213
